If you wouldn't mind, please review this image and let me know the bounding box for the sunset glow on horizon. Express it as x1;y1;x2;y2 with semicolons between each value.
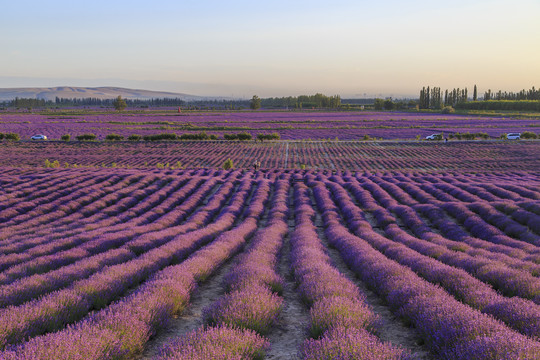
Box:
1;0;539;98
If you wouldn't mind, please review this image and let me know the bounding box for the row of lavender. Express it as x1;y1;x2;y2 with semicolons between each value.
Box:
0;167;539;359
1;110;538;140
1;141;539;171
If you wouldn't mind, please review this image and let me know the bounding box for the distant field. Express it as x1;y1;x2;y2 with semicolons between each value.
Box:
0;140;539;171
0;109;538;140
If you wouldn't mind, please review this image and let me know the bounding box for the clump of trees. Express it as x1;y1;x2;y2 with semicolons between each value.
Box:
256;133;280;141
418;85;540;111
223;132;253;141
2;133;20;141
105;133;124;141
143;133;177;141
449;132;489;140
76;134;97;141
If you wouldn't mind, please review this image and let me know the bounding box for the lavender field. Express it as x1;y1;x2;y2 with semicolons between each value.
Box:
1;109;540;359
1;140;539;171
0;164;539;359
1;109;538;140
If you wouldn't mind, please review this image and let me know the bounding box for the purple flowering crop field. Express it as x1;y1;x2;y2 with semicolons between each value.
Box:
1;109;540;359
0;163;539;359
1;109;538;140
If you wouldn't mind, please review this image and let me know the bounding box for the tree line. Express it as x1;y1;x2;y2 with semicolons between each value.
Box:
418;85;539;111
1;93;342;110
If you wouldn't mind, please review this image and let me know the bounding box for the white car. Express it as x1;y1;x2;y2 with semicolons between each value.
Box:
425;134;442;140
31;134;47;140
506;133;521;140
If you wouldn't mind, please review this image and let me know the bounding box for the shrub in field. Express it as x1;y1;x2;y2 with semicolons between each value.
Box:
179;132;209;140
256;133;280;141
449;132;489;140
143;133;177;141
521;131;538;139
0;133;4;140
105;134;124;141
127;134;142;141
442;106;455;114
237;132;252;141
302;327;409;360
204;286;283;334
223;158;234;170
44;159;60;168
157;325;269;360
5;133;20;141
224;134;239;140
76;133;97;141
61;134;71;141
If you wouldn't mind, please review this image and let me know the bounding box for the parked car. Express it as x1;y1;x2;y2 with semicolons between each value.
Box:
31;134;47;140
425;134;442;140
506;133;521;140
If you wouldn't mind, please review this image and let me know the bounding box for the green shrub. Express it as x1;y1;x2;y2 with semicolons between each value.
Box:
5;133;20;141
223;158;234;170
143;133;177;141
237;132;252;141
224;134;239;140
76;133;97;141
521;131;538;139
256;133;280;141
105;133;124;141
61;134;71;141
441;106;455;114
0;133;4;140
128;134;142;141
179;132;209;140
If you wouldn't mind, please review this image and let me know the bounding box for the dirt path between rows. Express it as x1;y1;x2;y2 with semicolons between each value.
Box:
265;217;310;359
310;188;434;360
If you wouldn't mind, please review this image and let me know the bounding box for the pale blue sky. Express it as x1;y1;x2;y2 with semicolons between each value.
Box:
1;0;539;97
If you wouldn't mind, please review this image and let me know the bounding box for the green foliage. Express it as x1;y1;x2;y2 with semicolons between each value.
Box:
5;133;20;141
0;133;4;140
449;132;489;140
224;134;239;140
383;99;395;110
179;132;209;140
44;159;60;168
441;106;455;114
250;95;261;110
127;134;142;141
143;133;177;141
112;95;127;111
237;132;252;141
521;131;538;139
76;133;97;141
256;133;280;141
223;158;234;170
61;134;71;141
374;98;384;110
456;100;540;111
105;133;124;141
362;134;371;141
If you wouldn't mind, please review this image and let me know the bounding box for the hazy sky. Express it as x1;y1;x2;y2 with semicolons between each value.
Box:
1;0;539;98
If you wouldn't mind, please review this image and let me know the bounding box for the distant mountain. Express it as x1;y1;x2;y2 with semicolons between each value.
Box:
0;86;206;101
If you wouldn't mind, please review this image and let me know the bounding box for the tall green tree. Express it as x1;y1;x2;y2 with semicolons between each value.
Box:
112;95;127;111
250;95;261;110
473;85;478;101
